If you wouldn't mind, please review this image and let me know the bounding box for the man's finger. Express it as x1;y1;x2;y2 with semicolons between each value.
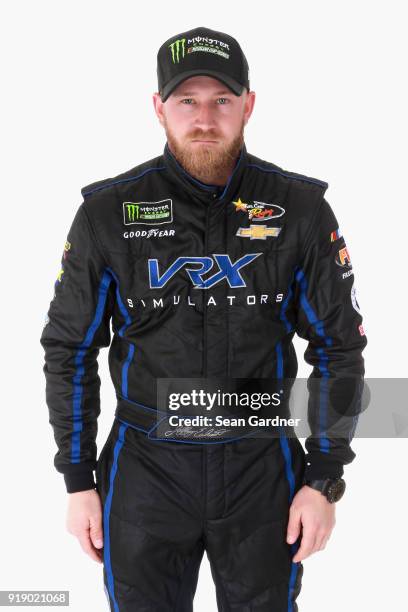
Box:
77;531;103;563
292;530;317;563
286;507;301;544
317;533;330;551
89;515;104;549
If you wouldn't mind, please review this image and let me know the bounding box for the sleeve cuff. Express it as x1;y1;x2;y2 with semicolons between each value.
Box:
303;453;344;481
64;471;96;493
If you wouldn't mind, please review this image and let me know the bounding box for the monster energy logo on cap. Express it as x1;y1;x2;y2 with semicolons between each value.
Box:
123;199;173;226
169;38;186;63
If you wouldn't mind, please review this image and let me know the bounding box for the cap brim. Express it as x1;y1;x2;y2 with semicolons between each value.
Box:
160;70;244;102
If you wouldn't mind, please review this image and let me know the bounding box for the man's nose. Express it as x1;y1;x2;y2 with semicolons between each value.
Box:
193;103;217;129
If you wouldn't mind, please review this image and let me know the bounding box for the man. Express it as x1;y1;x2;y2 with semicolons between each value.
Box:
40;26;367;612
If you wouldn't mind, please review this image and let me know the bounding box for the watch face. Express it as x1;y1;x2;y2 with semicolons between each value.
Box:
327;479;346;503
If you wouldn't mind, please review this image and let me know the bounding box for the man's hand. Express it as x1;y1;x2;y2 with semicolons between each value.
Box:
66;489;104;563
286;485;336;563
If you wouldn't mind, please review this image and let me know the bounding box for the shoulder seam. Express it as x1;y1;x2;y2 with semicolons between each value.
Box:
80;204;110;268
300;195;327;261
247;163;328;189
81;166;166;198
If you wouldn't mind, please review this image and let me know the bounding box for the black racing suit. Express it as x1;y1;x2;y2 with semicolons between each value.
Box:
40;142;367;611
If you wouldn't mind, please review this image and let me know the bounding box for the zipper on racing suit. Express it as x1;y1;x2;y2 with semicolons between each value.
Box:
202;190;219;517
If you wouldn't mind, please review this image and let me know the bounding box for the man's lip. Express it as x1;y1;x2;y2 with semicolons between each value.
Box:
191;139;218;143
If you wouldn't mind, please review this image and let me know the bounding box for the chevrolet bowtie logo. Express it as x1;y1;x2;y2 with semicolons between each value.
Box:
236;225;282;240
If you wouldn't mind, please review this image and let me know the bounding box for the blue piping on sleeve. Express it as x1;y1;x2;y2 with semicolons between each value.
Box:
294;267;332;453
316;348;330;452
71;269;113;463
280;285;294;333
105;267;135;399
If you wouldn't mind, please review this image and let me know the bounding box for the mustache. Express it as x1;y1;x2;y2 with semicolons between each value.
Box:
189;131;220;140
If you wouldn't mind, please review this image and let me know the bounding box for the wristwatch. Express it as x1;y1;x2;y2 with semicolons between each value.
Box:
303;478;346;503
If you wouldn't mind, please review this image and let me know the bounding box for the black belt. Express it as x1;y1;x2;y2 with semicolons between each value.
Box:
114;394;295;444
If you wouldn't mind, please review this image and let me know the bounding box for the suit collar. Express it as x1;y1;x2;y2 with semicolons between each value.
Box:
163;140;248;202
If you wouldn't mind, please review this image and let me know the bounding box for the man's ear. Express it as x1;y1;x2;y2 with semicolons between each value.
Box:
243;91;256;125
152;92;165;126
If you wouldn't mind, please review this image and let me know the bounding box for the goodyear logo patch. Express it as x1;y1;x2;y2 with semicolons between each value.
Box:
123;199;173;226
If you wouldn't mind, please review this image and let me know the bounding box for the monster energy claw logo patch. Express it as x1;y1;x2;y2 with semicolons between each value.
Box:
169;38;186;63
169;36;230;63
123;199;173;226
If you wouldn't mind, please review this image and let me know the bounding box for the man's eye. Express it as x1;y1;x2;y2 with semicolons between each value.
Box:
180;98;230;105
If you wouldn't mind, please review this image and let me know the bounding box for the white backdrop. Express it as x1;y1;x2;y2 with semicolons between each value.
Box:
1;1;407;610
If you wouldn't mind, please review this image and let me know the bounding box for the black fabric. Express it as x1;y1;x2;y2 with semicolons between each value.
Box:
40;140;367;492
64;470;96;493
96;418;306;611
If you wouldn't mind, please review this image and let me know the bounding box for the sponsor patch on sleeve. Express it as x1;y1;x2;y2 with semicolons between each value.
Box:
330;227;343;242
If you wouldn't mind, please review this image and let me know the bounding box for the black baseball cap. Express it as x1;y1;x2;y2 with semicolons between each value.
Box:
157;26;250;102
